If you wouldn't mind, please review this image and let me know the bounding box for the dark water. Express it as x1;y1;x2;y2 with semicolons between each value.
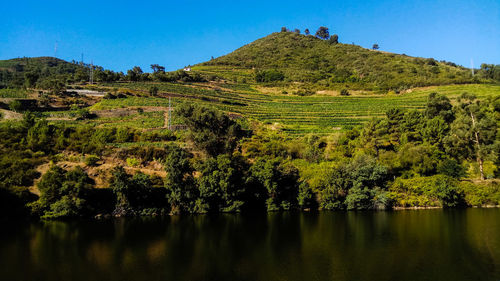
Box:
1;209;500;281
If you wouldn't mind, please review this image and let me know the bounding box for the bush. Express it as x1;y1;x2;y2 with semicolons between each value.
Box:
175;103;244;157
126;157;140;167
389;175;465;208
149;86;159;96
255;69;285;82
84;155;100;166
340;89;350;96
30;166;95;219
295;89;315;96
437;159;466;178
459;181;500;206
9;100;23;112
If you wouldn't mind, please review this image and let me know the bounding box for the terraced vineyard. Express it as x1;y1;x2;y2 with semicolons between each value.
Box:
91;83;500;136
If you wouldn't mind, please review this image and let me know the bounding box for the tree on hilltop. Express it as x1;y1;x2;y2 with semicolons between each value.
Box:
315;26;330;39
304;29;310;35
329;34;339;44
127;66;143;81
372;44;380;50
150;64;165;73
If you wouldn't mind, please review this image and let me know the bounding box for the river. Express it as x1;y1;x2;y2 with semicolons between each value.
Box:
1;209;499;281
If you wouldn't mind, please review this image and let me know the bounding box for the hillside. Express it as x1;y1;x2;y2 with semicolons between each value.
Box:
199;32;482;91
0;57;88;88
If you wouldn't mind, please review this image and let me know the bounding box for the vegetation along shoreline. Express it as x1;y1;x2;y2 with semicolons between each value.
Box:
0;29;499;221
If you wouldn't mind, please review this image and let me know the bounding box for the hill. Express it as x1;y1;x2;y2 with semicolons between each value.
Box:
198;32;486;91
0;57;89;88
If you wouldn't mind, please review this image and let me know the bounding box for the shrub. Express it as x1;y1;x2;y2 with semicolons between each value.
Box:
30;166;95;219
84;155;100;166
255;69;285;82
340;89;350;96
389;175;465;208
459;181;500;206
437;159;466;178
126;157;140;167
295;89;315;96
9;100;23;112
149;86;159;96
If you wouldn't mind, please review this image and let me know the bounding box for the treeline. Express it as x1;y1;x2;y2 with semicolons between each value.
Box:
0;57;211;91
1;93;499;220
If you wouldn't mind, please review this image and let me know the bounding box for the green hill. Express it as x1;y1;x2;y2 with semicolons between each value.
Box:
198;32;486;91
0;56;88;88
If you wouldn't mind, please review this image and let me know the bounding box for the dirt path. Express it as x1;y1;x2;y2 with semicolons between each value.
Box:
0;109;23;120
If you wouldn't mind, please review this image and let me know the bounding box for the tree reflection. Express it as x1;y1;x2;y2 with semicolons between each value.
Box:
0;210;499;281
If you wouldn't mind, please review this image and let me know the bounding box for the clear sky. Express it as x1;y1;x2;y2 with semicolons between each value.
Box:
1;0;498;73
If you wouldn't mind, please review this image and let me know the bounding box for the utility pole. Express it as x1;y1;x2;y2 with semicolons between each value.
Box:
168;97;172;130
471;58;474;76
89;60;94;84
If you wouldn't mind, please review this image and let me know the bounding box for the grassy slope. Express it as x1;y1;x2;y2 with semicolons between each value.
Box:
197;32;480;91
93;82;500;136
1;35;497;135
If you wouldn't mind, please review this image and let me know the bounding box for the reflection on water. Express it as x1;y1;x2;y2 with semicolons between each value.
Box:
1;209;499;281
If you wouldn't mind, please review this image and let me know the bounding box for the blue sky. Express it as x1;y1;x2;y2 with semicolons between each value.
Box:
1;0;498;72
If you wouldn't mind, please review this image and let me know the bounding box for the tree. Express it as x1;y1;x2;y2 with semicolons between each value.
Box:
196;155;247;213
149;86;158;96
150;64;165;73
38;76;66;95
127;66;143;81
445;93;498;180
329;34;339;45
385;108;405;146
9;100;23;112
247;157;300;211
318;164;351;210
175;104;243;157
479;64;500;81
24;71;39;88
110;166;133;214
30;166;94;219
344;155;389;210
294;29;300;34
425;92;454;123
255;69;285;82
304;29;310;35
164;144;196;214
315;26;330;39
372;44;380;50
281;27;288;32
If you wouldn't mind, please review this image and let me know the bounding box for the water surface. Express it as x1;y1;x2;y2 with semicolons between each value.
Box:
1;209;499;281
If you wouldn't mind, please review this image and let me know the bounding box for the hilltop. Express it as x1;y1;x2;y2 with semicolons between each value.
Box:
198;32;485;91
0;56;89;88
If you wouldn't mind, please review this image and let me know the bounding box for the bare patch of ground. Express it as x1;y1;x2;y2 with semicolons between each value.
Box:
0;109;23;120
